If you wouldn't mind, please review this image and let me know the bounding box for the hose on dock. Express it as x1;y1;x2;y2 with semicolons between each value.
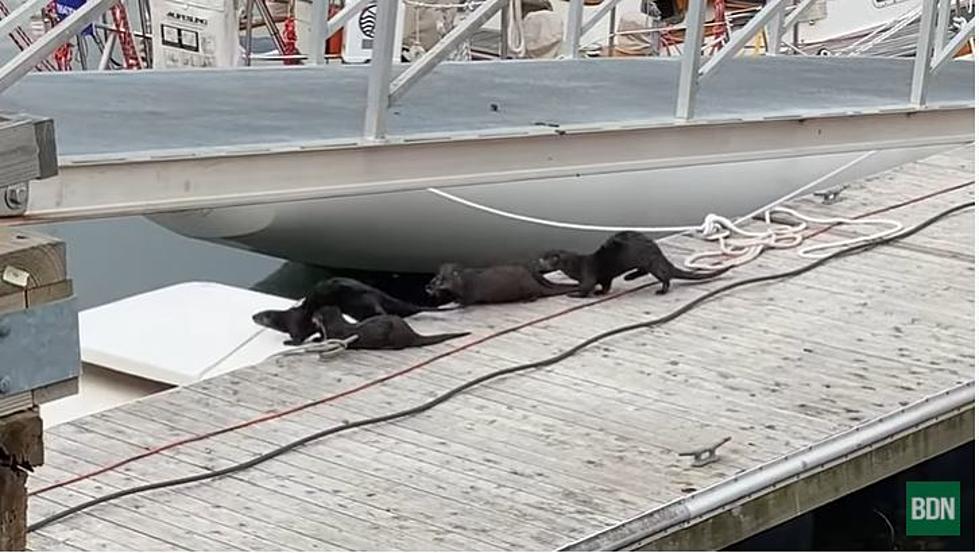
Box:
26;198;975;535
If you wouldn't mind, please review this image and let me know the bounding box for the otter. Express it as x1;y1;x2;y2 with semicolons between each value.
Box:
252;305;319;346
253;276;456;345
305;277;455;320
311;305;470;350
426;263;578;305
537;231;731;297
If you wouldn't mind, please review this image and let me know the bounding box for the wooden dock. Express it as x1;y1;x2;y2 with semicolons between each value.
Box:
24;146;975;551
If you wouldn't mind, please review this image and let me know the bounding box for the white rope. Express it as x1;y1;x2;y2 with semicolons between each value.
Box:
427;150;878;234
427;151;902;269
426;187;699;233
838;3;921;56
197;296;306;380
506;0;526;57
266;335;359;361
683;207;904;270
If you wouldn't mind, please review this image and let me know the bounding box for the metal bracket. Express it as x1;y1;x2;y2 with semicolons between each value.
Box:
0;297;81;397
813;183;849;205
1;182;29;216
679;436;732;467
0;113;56;217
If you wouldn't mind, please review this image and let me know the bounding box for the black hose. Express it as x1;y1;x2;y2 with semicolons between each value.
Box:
27;200;974;534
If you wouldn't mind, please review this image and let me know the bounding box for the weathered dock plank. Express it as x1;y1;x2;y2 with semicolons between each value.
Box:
25;147;975;551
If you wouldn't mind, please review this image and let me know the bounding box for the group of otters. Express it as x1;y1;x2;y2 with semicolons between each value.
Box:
252;231;731;350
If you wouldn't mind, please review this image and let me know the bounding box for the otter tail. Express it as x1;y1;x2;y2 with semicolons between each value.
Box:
414;331;471;346
668;264;732;281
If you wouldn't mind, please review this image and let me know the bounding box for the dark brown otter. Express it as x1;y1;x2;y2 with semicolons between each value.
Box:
537;231;731;297
306;277;455;320
252;276;459;345
252;306;319;346
425;263;577;305
311;305;470;349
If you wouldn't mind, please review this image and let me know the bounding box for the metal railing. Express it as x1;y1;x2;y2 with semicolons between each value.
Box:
0;0;970;136
359;0;974;139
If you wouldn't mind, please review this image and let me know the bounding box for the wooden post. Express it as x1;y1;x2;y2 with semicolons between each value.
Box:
0;409;43;551
0;228;73;550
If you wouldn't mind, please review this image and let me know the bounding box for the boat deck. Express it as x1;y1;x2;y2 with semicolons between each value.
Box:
0;57;973;159
26;146;975;551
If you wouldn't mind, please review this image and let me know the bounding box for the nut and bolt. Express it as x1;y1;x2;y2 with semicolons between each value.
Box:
4;184;29;211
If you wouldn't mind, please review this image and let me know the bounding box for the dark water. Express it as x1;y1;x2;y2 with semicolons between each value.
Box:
29;216;436;310
31;217;291;310
727;441;975;551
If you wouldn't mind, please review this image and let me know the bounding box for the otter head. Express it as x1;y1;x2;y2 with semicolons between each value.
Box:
426;263;464;298
252;309;290;332
537;250;575;273
253;305;316;345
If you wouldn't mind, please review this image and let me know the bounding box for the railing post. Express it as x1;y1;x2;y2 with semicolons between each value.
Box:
581;0;626;38
607;4;617;54
931;16;975;74
389;0;506;104
244;0;256;66
765;0;785;54
308;0;328;65
910;0;939;106
0;0;119;94
562;0;585;58
700;0;788;78
675;0;707;119
363;0;400;141
500;0;510;58
934;0;952;53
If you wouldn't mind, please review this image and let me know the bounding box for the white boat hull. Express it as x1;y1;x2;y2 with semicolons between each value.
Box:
148;144;950;272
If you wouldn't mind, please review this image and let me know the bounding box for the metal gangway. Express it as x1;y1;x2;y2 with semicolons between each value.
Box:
0;0;974;223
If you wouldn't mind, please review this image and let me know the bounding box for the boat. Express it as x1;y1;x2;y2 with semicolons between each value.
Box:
0;0;974;273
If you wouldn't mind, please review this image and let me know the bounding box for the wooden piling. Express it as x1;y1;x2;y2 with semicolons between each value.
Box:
0;229;72;551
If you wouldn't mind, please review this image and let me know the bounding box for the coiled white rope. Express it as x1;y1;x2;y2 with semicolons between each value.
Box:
683;207;904;270
267;335;360;361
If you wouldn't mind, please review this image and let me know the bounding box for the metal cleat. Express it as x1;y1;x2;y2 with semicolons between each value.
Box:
813;184;849;205
679;436;732;467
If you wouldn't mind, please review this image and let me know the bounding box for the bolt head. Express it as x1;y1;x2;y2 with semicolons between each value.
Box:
0;376;10;394
4;184;28;209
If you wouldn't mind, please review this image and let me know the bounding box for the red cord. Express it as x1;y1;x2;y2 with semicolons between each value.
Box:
29;178;973;498
282;15;299;65
711;0;728;54
28;283;651;497
53;43;72;71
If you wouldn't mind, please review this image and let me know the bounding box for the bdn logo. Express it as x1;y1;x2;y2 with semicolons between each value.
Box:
906;481;961;536
911;496;955;520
